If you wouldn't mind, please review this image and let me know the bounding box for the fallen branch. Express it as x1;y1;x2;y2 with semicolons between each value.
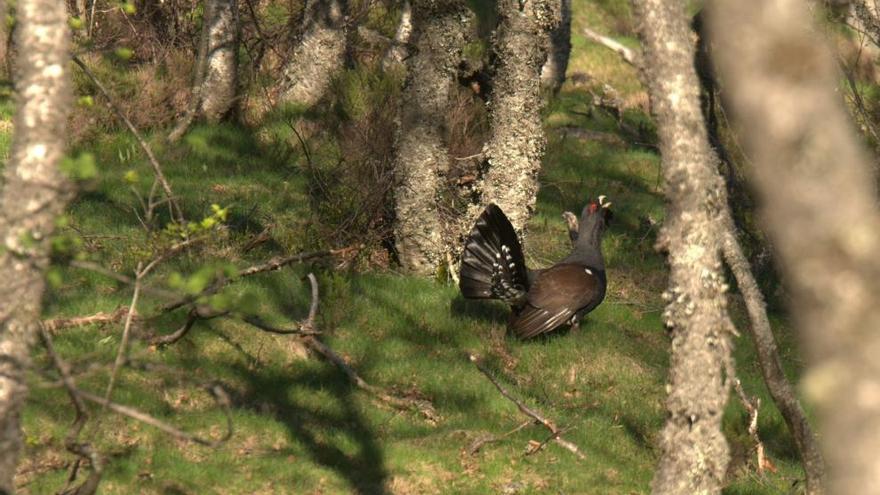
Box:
469;354;585;460
296;273;441;424
42;306;138;333
582;27;642;68
39;324;233;450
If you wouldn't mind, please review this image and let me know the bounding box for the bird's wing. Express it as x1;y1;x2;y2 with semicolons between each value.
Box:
510;263;601;339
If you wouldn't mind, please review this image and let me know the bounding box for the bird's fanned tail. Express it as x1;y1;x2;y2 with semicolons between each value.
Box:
459;204;529;305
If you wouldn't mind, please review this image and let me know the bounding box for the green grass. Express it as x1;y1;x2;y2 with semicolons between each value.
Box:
13;2;814;493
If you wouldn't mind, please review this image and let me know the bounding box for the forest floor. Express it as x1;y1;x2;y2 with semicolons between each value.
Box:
9;2;812;494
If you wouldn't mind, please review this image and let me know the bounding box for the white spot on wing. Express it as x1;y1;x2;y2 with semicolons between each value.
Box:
584;268;593;276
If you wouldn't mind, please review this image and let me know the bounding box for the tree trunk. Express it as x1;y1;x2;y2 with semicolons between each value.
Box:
540;0;571;93
632;0;734;493
199;0;239;121
479;0;559;234
0;0;72;491
168;0;239;142
720;215;826;494
382;0;413;71
393;0;472;275
709;0;880;493
280;0;347;107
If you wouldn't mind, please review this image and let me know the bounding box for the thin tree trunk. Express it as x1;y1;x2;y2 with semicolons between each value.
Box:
479;0;560;234
632;0;734;493
393;0;472;275
168;0;239;142
540;0;571;93
199;0;239;121
709;0;880;493
382;0;413;71
720;215;826;494
0;0;72;490
280;0;347;107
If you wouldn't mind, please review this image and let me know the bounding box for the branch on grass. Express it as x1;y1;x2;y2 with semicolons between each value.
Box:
42;306;138;333
296;274;440;424
71;55;185;224
469;354;585;460
582;27;642;68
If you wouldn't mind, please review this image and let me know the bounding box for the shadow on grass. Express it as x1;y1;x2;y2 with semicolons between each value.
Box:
230;364;390;495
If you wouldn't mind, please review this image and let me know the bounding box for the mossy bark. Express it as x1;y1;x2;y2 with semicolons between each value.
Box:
281;0;347;107
393;0;472;274
479;0;559;234
0;0;72;490
632;0;734;492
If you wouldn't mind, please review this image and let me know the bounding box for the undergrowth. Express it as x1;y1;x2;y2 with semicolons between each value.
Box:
5;0;815;493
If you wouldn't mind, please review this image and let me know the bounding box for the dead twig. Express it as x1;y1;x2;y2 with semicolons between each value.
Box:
72;55;185;224
732;377;772;474
582;27;642;68
38;325;103;495
42;306;138;333
469;354;586;460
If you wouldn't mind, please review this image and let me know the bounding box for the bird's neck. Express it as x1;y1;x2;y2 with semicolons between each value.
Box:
565;219;605;268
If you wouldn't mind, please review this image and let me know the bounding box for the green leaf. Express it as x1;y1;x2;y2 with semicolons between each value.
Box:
76;95;94;107
60;153;98;180
123;169;139;184
68;17;84;30
114;47;134;61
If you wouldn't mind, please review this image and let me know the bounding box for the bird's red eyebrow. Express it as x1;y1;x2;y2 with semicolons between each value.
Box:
589;202;599;213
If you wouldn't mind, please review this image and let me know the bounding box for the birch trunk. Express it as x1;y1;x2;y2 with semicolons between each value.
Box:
632;0;734;492
393;0;472;275
281;0;347;107
0;0;72;490
200;0;240;121
710;0;880;492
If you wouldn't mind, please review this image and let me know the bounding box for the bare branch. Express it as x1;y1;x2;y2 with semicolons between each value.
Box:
71;55;185;224
42;307;137;333
469;354;586;460
582;27;642;68
99;261;144;419
76;386;233;447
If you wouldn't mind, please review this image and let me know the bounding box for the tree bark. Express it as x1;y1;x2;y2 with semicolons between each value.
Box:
709;0;880;493
168;0;239;142
382;0;413;71
540;0;571;93
632;0;734;493
479;0;559;234
0;0;72;491
393;0;472;275
199;0;240;121
280;0;347;107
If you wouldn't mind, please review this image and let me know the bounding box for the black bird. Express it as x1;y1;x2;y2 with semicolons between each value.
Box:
459;197;613;339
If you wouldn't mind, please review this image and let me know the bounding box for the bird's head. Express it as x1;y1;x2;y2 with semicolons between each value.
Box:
580;195;614;233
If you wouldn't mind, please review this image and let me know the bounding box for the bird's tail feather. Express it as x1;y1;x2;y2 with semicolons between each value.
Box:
459;204;529;304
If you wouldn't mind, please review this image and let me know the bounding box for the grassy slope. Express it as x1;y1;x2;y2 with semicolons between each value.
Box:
11;2;812;494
